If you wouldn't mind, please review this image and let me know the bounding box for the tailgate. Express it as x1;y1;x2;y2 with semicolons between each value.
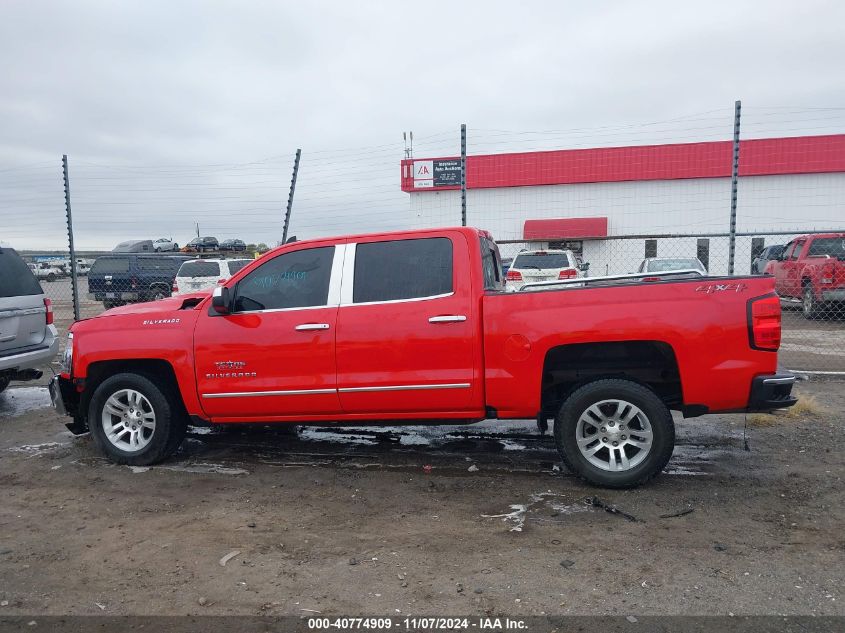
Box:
0;295;46;354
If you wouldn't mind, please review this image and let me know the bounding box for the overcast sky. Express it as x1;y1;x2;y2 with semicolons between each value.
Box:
2;0;844;250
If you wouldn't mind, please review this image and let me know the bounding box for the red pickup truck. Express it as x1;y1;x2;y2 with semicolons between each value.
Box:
764;233;845;319
50;227;795;488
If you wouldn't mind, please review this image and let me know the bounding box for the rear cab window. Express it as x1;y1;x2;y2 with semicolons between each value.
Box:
352;237;453;303
89;257;131;275
480;236;503;291
0;248;43;297
513;252;571;269
807;237;845;259
178;261;222;278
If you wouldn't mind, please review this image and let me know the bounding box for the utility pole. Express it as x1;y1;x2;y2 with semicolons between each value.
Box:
62;155;80;321
728;100;741;275
282;149;301;244
460;124;467;227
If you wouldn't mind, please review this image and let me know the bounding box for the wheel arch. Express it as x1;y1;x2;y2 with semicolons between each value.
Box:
540;340;683;417
83;359;187;421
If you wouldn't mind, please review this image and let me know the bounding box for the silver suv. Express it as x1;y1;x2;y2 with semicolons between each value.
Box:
0;246;59;393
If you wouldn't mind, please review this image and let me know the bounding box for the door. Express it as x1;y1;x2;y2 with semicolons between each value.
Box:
194;243;343;420
335;233;480;415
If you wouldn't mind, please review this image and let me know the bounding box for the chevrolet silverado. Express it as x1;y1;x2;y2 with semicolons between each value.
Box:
50;227;796;488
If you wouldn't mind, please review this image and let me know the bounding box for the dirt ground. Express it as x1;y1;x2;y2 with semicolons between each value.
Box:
0;380;842;617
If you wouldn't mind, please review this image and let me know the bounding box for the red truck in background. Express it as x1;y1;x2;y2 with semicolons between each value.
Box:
764;233;845;319
50;227;796;488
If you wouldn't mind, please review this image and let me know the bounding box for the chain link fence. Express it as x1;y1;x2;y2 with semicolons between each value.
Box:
2;106;844;377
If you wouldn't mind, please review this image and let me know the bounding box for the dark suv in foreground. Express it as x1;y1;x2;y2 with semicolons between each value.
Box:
88;254;189;308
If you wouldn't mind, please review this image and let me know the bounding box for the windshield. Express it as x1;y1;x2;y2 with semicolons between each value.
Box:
513;252;571;269
647;259;703;272
807;237;845;259
178;261;220;277
90;257;131;274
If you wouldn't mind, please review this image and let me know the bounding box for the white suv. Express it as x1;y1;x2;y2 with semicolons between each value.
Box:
505;249;586;289
173;258;252;295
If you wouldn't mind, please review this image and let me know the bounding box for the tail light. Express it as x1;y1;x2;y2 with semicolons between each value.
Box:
820;261;835;284
558;269;577;279
506;270;523;282
642;276;662;282
748;294;781;351
44;298;53;325
172;281;179;293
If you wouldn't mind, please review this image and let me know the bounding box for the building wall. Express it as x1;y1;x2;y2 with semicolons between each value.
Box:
409;172;845;276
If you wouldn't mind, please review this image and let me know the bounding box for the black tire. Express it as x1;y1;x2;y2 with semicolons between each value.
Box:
0;375;10;394
148;286;170;301
802;283;823;320
173;243;178;250
155;247;161;252
88;372;186;465
554;379;675;489
46;273;56;282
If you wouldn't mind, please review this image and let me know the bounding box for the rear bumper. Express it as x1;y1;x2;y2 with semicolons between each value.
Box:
748;373;798;411
0;325;59;373
88;292;139;301
821;288;845;302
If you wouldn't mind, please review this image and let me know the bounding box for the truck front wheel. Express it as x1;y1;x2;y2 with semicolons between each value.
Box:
554;379;675;488
88;373;186;465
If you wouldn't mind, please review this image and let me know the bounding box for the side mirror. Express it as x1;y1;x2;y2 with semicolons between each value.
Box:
211;286;231;314
579;262;590;272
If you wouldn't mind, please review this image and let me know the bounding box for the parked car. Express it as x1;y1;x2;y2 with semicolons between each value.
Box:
153;238;179;252
765;233;845;319
220;239;247;252
27;262;64;282
505;249;587;288
113;240;154;253
1;246;59;393
173;259;252;295
751;244;786;275
185;237;219;252
87;254;190;308
637;258;707;274
50;227;795;489
74;260;92;276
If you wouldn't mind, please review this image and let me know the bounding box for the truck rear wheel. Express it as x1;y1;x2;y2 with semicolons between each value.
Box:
802;283;823;319
554;379;675;488
88;372;186;466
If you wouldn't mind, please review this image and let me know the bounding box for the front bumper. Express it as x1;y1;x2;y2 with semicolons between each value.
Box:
748;373;798;411
49;375;88;434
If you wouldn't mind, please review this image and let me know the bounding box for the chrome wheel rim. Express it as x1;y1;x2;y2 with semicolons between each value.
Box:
101;389;156;452
575;399;653;472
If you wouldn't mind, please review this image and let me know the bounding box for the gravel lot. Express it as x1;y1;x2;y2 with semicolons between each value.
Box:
0;380;842;617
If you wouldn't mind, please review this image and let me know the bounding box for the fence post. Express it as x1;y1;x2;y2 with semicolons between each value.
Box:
282;148;301;244
62;154;80;321
728;100;741;275
460;124;467;227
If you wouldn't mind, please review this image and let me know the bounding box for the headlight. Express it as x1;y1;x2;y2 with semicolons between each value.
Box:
60;332;73;375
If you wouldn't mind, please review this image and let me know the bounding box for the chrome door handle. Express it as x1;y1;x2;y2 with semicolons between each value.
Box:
428;315;467;323
295;323;330;331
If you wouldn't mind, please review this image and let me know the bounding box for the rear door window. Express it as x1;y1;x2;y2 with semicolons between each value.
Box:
0;248;43;297
352;237;453;303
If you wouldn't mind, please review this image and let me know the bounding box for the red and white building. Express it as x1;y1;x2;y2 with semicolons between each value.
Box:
400;134;845;275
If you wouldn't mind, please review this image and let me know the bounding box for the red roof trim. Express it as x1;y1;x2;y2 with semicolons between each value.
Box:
400;134;845;192
524;218;608;240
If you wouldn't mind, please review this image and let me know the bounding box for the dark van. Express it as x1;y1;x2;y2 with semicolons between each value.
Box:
88;254;190;308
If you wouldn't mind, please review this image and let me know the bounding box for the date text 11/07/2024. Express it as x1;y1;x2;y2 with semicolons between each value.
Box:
307;617;527;630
